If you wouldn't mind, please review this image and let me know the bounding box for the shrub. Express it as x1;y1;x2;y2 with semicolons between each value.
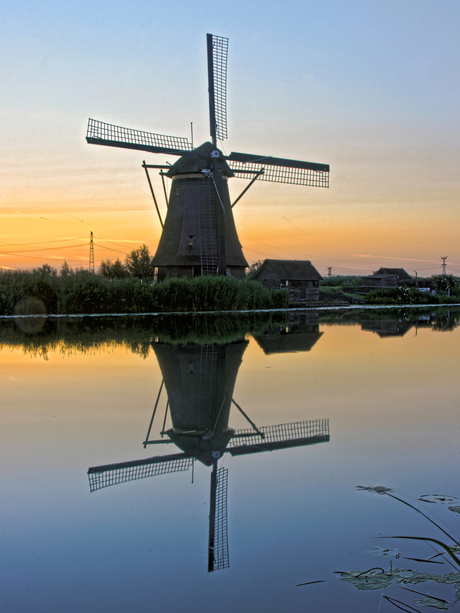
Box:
0;270;287;315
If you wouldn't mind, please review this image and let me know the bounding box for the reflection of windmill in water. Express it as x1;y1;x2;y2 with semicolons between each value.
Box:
86;34;329;280
88;339;330;572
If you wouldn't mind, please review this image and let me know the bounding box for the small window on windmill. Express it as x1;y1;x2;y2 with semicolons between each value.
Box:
189;361;194;374
176;185;181;196
188;235;194;247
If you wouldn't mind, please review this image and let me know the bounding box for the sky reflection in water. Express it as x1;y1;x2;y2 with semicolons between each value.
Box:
1;309;460;612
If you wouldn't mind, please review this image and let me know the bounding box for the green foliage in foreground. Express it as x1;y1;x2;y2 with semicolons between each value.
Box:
320;276;362;288
365;285;460;305
0;269;289;315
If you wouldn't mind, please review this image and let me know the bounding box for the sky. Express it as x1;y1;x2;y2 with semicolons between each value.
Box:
1;0;459;276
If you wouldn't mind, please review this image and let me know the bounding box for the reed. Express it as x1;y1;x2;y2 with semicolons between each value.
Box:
0;269;289;315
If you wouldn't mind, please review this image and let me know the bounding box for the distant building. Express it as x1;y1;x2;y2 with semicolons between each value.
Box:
252;259;323;301
375;268;412;282
361;267;412;292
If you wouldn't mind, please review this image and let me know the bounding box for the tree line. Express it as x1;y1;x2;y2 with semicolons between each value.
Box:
53;244;153;280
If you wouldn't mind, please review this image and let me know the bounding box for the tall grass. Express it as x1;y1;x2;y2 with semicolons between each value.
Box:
0;270;289;316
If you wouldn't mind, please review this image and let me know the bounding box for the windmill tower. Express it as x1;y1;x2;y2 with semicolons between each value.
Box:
86;34;330;281
88;338;330;572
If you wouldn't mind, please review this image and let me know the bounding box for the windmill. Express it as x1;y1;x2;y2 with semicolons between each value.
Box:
87;339;330;572
86;34;330;280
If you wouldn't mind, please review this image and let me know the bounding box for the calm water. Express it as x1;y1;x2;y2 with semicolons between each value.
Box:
2;308;460;612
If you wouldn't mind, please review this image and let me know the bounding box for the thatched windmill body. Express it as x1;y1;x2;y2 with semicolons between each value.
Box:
86;34;330;280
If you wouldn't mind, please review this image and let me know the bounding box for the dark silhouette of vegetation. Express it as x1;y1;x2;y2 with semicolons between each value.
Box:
365;282;460;305
320;275;362;288
99;258;130;279
125;244;155;280
0;311;290;359
432;274;460;295
245;259;263;279
0;267;289;316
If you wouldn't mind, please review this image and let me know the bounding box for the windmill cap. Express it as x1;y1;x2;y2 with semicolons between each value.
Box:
166;142;234;178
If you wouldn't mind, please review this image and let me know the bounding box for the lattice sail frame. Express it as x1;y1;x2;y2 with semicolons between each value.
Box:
86;118;192;153
209;35;229;141
212;467;230;571
228;419;330;449
88;456;193;492
228;160;329;187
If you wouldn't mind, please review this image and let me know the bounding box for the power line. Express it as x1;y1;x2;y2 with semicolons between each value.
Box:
93;243;128;255
93;237;143;249
0;252;86;261
0;237;87;247
0;243;88;255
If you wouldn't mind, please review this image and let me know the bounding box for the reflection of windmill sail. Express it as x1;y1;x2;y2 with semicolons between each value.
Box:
87;453;192;493
209;464;229;572
228;419;330;455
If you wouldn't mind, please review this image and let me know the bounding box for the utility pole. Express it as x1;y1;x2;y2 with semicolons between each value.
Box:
89;231;95;273
441;256;448;275
327;267;332;278
414;270;418;286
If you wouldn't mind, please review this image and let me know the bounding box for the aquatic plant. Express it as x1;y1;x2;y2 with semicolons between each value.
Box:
339;486;460;610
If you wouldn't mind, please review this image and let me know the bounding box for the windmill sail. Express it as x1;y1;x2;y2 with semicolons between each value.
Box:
86;118;192;156
207;34;229;143
228;419;330;455
87;453;192;492
226;152;330;187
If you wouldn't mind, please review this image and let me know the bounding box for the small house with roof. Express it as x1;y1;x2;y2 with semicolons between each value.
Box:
361;267;412;292
252;259;323;301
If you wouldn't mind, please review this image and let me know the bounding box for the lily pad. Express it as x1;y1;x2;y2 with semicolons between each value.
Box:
419;495;457;505
367;545;400;557
415;596;450;610
436;572;460;586
340;569;394;591
402;570;449;585
340;568;460;592
356;485;393;495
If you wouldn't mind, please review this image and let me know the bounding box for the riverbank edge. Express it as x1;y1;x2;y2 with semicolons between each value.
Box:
3;302;459;320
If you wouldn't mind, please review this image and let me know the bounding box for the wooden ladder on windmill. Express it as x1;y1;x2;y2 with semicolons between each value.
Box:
198;178;219;275
199;345;219;425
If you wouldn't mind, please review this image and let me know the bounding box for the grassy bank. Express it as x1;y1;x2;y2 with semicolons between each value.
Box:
365;286;460;306
0;270;289;316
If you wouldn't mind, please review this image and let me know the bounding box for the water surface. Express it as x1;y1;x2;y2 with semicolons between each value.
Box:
2;308;460;612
